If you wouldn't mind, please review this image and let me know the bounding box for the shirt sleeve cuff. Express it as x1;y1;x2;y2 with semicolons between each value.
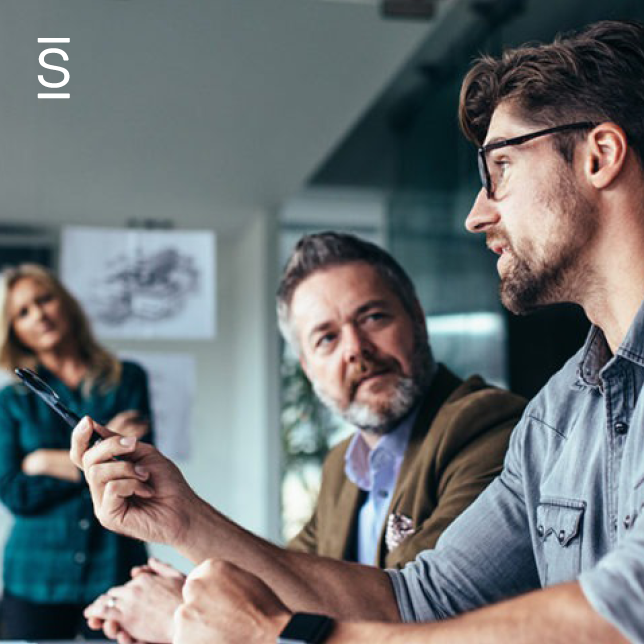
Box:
385;568;417;623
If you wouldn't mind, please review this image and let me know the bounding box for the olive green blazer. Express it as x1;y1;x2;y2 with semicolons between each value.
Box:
288;364;526;569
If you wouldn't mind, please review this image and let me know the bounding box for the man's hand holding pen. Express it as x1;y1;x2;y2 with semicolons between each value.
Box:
70;416;200;549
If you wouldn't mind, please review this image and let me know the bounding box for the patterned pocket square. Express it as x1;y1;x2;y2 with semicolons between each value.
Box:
385;512;415;552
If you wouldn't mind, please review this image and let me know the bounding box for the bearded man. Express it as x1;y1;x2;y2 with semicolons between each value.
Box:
279;232;524;568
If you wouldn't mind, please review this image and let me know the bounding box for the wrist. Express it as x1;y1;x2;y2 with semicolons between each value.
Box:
177;495;220;560
274;610;294;640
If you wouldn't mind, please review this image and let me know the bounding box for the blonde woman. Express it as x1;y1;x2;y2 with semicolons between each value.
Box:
0;264;153;640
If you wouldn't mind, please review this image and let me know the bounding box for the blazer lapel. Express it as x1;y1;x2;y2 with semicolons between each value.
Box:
375;365;461;565
325;479;364;561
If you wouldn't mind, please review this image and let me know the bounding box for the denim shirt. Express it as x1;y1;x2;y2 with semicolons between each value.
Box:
388;301;644;643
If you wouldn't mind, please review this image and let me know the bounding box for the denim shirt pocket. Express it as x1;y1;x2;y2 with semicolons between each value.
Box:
536;498;585;586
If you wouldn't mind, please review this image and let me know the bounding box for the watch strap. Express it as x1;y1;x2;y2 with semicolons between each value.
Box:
277;612;334;644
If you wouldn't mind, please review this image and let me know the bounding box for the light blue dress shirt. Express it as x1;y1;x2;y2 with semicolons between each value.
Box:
344;407;419;565
388;298;644;643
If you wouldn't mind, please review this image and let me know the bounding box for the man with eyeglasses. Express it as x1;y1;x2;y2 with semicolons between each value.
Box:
71;19;644;644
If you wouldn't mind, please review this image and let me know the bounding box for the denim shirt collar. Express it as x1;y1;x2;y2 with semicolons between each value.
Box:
344;404;419;492
577;295;644;388
577;326;612;388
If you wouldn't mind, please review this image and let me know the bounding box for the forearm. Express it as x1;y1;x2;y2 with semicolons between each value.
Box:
179;498;399;621
0;463;82;514
22;449;81;482
329;583;627;644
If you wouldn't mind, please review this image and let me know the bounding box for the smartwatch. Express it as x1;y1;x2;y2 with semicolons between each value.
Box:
277;612;335;644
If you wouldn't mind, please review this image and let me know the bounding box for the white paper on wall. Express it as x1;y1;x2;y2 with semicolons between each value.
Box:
61;226;216;340
121;351;196;461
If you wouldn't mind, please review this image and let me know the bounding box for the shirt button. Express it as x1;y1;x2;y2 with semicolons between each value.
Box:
537;525;545;538
79;519;90;530
558;530;566;544
614;422;629;435
74;552;86;564
378;490;388;499
624;515;632;530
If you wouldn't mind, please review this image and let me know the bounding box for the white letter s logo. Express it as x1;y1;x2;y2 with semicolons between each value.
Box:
38;48;70;88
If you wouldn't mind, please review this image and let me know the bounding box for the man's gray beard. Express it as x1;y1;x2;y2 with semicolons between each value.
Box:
312;335;434;436
314;375;422;436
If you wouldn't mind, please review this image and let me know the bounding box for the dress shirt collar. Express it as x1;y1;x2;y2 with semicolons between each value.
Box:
344;403;419;492
577;294;644;388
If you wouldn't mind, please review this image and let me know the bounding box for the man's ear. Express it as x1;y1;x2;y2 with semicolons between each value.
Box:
585;122;629;189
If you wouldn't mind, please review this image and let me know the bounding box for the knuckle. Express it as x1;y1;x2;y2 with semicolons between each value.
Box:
206;558;230;577
81;451;92;475
184;575;205;596
174;602;193;624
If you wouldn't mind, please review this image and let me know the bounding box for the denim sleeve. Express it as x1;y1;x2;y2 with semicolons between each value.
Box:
579;522;644;643
387;420;541;622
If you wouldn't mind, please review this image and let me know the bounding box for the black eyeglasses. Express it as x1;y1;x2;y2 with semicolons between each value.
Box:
477;122;597;199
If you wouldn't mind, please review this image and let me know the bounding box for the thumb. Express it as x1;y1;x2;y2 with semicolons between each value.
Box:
148;557;186;580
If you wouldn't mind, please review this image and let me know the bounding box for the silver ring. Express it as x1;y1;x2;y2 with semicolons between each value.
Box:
106;595;117;609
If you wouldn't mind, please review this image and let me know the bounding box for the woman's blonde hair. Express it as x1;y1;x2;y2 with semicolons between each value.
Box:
0;264;121;393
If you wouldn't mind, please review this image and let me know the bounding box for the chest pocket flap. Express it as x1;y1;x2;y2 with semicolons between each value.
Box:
536;499;585;586
536;499;585;547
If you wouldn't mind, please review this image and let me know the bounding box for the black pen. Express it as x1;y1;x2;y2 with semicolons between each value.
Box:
15;368;103;447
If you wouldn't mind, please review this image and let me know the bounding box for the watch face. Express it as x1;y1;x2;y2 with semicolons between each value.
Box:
277;613;334;644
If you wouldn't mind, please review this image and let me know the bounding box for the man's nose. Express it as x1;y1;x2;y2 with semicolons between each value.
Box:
342;325;373;363
465;188;500;233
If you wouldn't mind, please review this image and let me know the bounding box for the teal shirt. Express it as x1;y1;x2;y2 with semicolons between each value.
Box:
0;360;152;604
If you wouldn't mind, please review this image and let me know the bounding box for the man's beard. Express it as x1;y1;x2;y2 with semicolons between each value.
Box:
496;172;596;315
500;249;577;315
313;328;434;436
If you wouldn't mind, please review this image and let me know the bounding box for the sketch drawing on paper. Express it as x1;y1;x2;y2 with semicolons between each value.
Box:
62;226;216;339
91;247;200;326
